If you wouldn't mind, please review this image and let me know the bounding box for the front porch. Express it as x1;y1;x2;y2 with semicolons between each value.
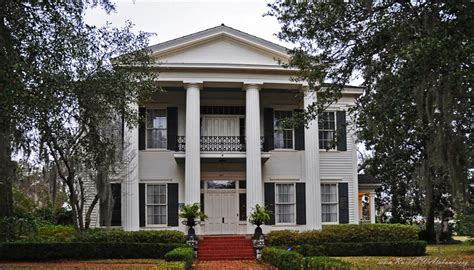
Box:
358;174;381;224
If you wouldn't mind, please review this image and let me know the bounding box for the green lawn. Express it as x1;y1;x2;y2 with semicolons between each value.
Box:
339;243;474;269
0;259;185;270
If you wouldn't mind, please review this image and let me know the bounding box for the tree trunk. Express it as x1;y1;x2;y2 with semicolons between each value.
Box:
68;187;79;230
85;194;99;229
0;121;14;218
423;172;437;243
97;167;112;227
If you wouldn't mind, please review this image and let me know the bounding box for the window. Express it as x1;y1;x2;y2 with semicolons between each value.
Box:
274;111;293;149
147;109;167;149
321;183;338;223
319;112;336;149
275;183;295;224
146;184;167;225
207;180;236;189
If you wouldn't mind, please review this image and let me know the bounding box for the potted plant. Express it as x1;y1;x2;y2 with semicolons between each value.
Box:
248;204;271;239
179;203;207;238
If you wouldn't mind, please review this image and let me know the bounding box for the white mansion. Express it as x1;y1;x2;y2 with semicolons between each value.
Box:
91;25;379;235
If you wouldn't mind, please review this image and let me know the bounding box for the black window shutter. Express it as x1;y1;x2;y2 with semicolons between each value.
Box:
111;183;122;226
338;183;349;224
139;183;145;227
296;183;306;225
167;183;179;226
239;118;245;150
239;193;247;221
336;111;347;151
167;107;178;151
139;107;146;150
263;108;274;151
264;183;275;225
294;109;305;150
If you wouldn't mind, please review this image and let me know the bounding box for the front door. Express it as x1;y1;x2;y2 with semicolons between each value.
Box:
204;181;238;234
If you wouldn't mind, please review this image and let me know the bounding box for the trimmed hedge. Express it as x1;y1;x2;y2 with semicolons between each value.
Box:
164;247;194;269
302;257;352;270
0;242;186;261
35;225;75;242
267;224;419;247
262;247;303;270
297;241;427;257
262;247;353;270
73;229;186;244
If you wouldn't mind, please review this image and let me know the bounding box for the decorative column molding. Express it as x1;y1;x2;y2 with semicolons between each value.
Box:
184;83;201;205
244;84;263;234
122;102;140;231
304;90;322;229
369;192;376;224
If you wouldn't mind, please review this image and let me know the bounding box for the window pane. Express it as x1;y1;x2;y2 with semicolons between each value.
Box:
319;130;335;150
283;130;293;148
147;129;167;148
147;205;167;225
207;180;236;189
274;130;284;149
276;184;294;203
147;184;167;204
147;109;167;128
276;204;295;223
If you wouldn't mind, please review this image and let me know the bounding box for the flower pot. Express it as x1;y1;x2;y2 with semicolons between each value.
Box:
254;225;263;239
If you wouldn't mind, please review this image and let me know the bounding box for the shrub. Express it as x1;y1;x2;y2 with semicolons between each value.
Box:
35;225;75;242
74;229;186;243
267;224;419;247
261;247;303;270
297;241;427;257
0;217;37;242
164;247;194;269
0;242;185;260
265;230;300;247
301;257;353;270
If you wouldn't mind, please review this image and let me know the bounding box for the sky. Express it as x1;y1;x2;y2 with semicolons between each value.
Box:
84;0;291;48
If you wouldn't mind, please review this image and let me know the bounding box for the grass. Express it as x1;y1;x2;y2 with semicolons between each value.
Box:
339;243;474;269
0;259;186;270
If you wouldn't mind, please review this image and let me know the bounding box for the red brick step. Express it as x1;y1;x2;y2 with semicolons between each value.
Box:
198;236;256;261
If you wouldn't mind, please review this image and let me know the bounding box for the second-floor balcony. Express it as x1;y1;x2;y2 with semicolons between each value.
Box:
176;136;265;152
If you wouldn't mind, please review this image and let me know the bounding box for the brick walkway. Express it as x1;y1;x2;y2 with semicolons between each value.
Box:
193;260;274;270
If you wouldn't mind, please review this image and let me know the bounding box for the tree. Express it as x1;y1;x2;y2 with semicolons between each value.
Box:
268;1;472;240
0;1;158;228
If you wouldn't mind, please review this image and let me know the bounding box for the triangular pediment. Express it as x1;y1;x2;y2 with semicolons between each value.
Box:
149;25;289;66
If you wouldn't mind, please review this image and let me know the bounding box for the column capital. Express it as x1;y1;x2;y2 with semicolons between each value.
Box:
183;82;203;90
243;83;261;91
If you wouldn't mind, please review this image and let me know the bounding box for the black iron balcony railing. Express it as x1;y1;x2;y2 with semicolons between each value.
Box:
176;136;264;152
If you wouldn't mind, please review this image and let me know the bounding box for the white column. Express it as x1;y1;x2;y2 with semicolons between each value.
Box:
185;83;201;205
304;91;322;230
369;192;376;224
245;84;263;234
122;103;140;231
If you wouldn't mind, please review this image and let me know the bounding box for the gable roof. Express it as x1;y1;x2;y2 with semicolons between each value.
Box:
148;24;290;61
